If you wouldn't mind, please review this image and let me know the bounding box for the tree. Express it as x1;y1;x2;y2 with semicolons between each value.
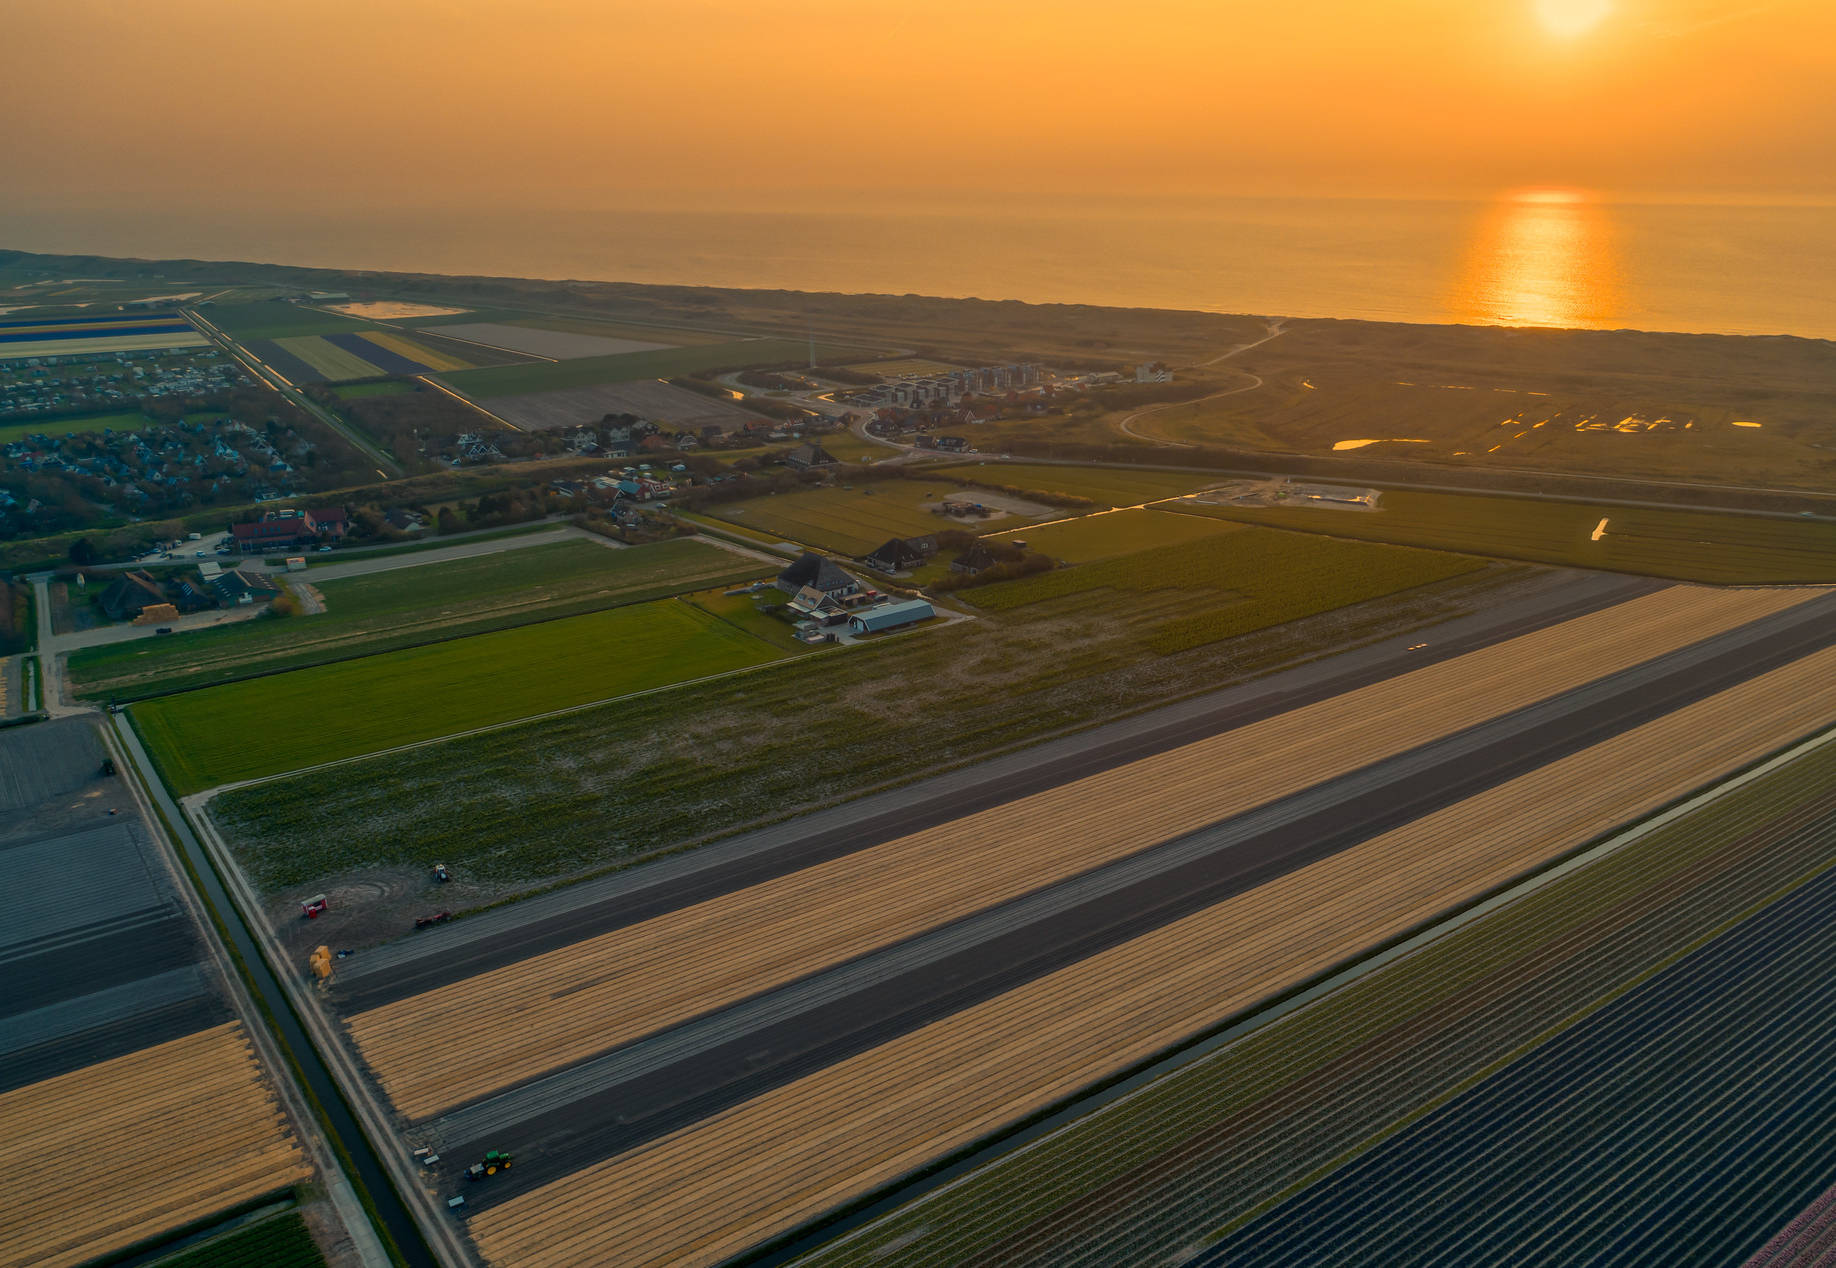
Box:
68;538;99;567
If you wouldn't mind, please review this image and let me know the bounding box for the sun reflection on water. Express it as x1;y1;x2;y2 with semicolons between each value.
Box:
1452;189;1620;329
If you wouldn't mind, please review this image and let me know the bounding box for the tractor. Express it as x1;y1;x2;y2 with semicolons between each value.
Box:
466;1150;513;1180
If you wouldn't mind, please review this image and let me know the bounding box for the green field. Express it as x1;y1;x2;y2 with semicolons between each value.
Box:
0;410;147;444
993;506;1241;562
504;315;734;346
936;462;1218;506
212;526;1510;891
708;481;1013;555
440;338;878;399
206;301;374;341
156;1210;323;1268
1170;488;1836;584
970;528;1486;653
332;380;415;400
72;537;767;700
139;595;787;793
274;335;383;382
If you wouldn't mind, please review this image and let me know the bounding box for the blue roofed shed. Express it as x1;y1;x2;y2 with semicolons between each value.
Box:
848;598;936;635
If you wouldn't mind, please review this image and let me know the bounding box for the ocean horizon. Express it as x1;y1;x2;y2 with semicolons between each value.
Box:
2;193;1833;341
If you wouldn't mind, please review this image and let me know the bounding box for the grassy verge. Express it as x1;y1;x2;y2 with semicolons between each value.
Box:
144;1209;323;1268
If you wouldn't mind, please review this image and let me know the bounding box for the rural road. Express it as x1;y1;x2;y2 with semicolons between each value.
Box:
1117;318;1287;447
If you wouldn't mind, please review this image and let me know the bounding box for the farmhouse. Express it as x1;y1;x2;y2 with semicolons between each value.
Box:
206;568;282;607
783;442;839;470
230;507;348;553
848;598;936;635
952;542;1002;575
775;552;862;598
862;536;938;573
98;569;173;622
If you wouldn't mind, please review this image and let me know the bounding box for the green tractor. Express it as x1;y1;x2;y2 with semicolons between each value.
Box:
465;1150;513;1181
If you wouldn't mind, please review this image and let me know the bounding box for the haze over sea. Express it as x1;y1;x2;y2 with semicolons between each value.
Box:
4;194;1833;341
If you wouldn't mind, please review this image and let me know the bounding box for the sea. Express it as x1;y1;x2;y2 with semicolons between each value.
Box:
2;195;1833;341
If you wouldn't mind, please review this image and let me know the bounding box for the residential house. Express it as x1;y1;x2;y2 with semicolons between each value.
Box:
951;542;1002;575
98;570;172;622
783;442;838;470
861;536;938;573
774;552;862;598
206;568;282;607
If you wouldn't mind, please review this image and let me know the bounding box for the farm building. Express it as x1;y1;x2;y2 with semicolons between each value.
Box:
98;569;173;622
230;507;348;553
952;542;1002;575
848;599;936;635
775;552;862;598
206;568;283;607
784;442;839;470
862;535;939;573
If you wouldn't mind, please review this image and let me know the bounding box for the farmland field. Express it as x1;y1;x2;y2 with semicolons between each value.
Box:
486;379;762;432
207;301;372;341
503;315;733;345
847;357;960;376
429;321;675;360
332;380;414;400
357;329;472;372
993;506;1242;562
804;731;1836;1268
0;410;148;444
936;461;1219;506
326;300;466;320
968;527;1486;653
72;537;768;700
156;1211;323;1268
1169;487;1836;584
137;595;789;793
0;312;206;359
440;337;880;399
209;530;1520;892
708;480;1021;554
274;335;389;382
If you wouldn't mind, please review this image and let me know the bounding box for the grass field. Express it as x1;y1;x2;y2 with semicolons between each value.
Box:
1170;488;1836;584
708;481;1014;555
157;1211;323;1268
210;527;1515;891
331;381;414;400
440;338;878;399
0;410;147;444
71;538;767;700
207;302;373;341
358;329;471;373
847;358;960;376
991;506;1242;562
504;315;733;346
138;595;789;793
969;528;1486;653
936;462;1218;506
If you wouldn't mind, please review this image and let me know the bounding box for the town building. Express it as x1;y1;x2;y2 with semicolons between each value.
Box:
98;570;173;622
848;598;936;635
774;552;862;598
229;507;348;553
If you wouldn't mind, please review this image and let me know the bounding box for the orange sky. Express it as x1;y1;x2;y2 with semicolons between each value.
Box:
3;0;1833;209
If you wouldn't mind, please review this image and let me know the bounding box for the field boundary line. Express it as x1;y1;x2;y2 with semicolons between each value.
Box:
770;718;1836;1267
416;376;521;431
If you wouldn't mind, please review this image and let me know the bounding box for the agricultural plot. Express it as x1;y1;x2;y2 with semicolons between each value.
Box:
486;379;763;432
501;315;734;346
847;358;960;376
206;301;372;341
1172;487;1836;584
996;506;1242;562
708;481;1019;555
157;1210;324;1268
68;537;770;700
326;300;467;320
806;728;1836;1268
0;1023;310;1268
139;595;789;793
273;335;391;382
969;527;1485;653
429;322;675;360
356;328;473;373
1206;773;1836;1268
0;311;205;359
340;587;1814;1121
463;643;1836;1268
935;462;1218;506
440;338;879;400
0;409;148;444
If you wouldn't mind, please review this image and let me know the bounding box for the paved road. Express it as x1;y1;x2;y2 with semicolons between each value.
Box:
422;591;1836;1208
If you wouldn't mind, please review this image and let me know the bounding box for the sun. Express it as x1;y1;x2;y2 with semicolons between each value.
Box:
1535;0;1614;38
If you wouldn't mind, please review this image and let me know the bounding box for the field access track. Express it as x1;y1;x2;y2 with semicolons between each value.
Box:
463;638;1836;1268
346;584;1821;1122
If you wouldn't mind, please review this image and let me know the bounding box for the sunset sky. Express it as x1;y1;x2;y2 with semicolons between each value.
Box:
4;0;1833;210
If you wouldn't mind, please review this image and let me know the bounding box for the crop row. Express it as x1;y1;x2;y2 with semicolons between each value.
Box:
1206;830;1836;1267
158;1210;323;1268
800;734;1836;1267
